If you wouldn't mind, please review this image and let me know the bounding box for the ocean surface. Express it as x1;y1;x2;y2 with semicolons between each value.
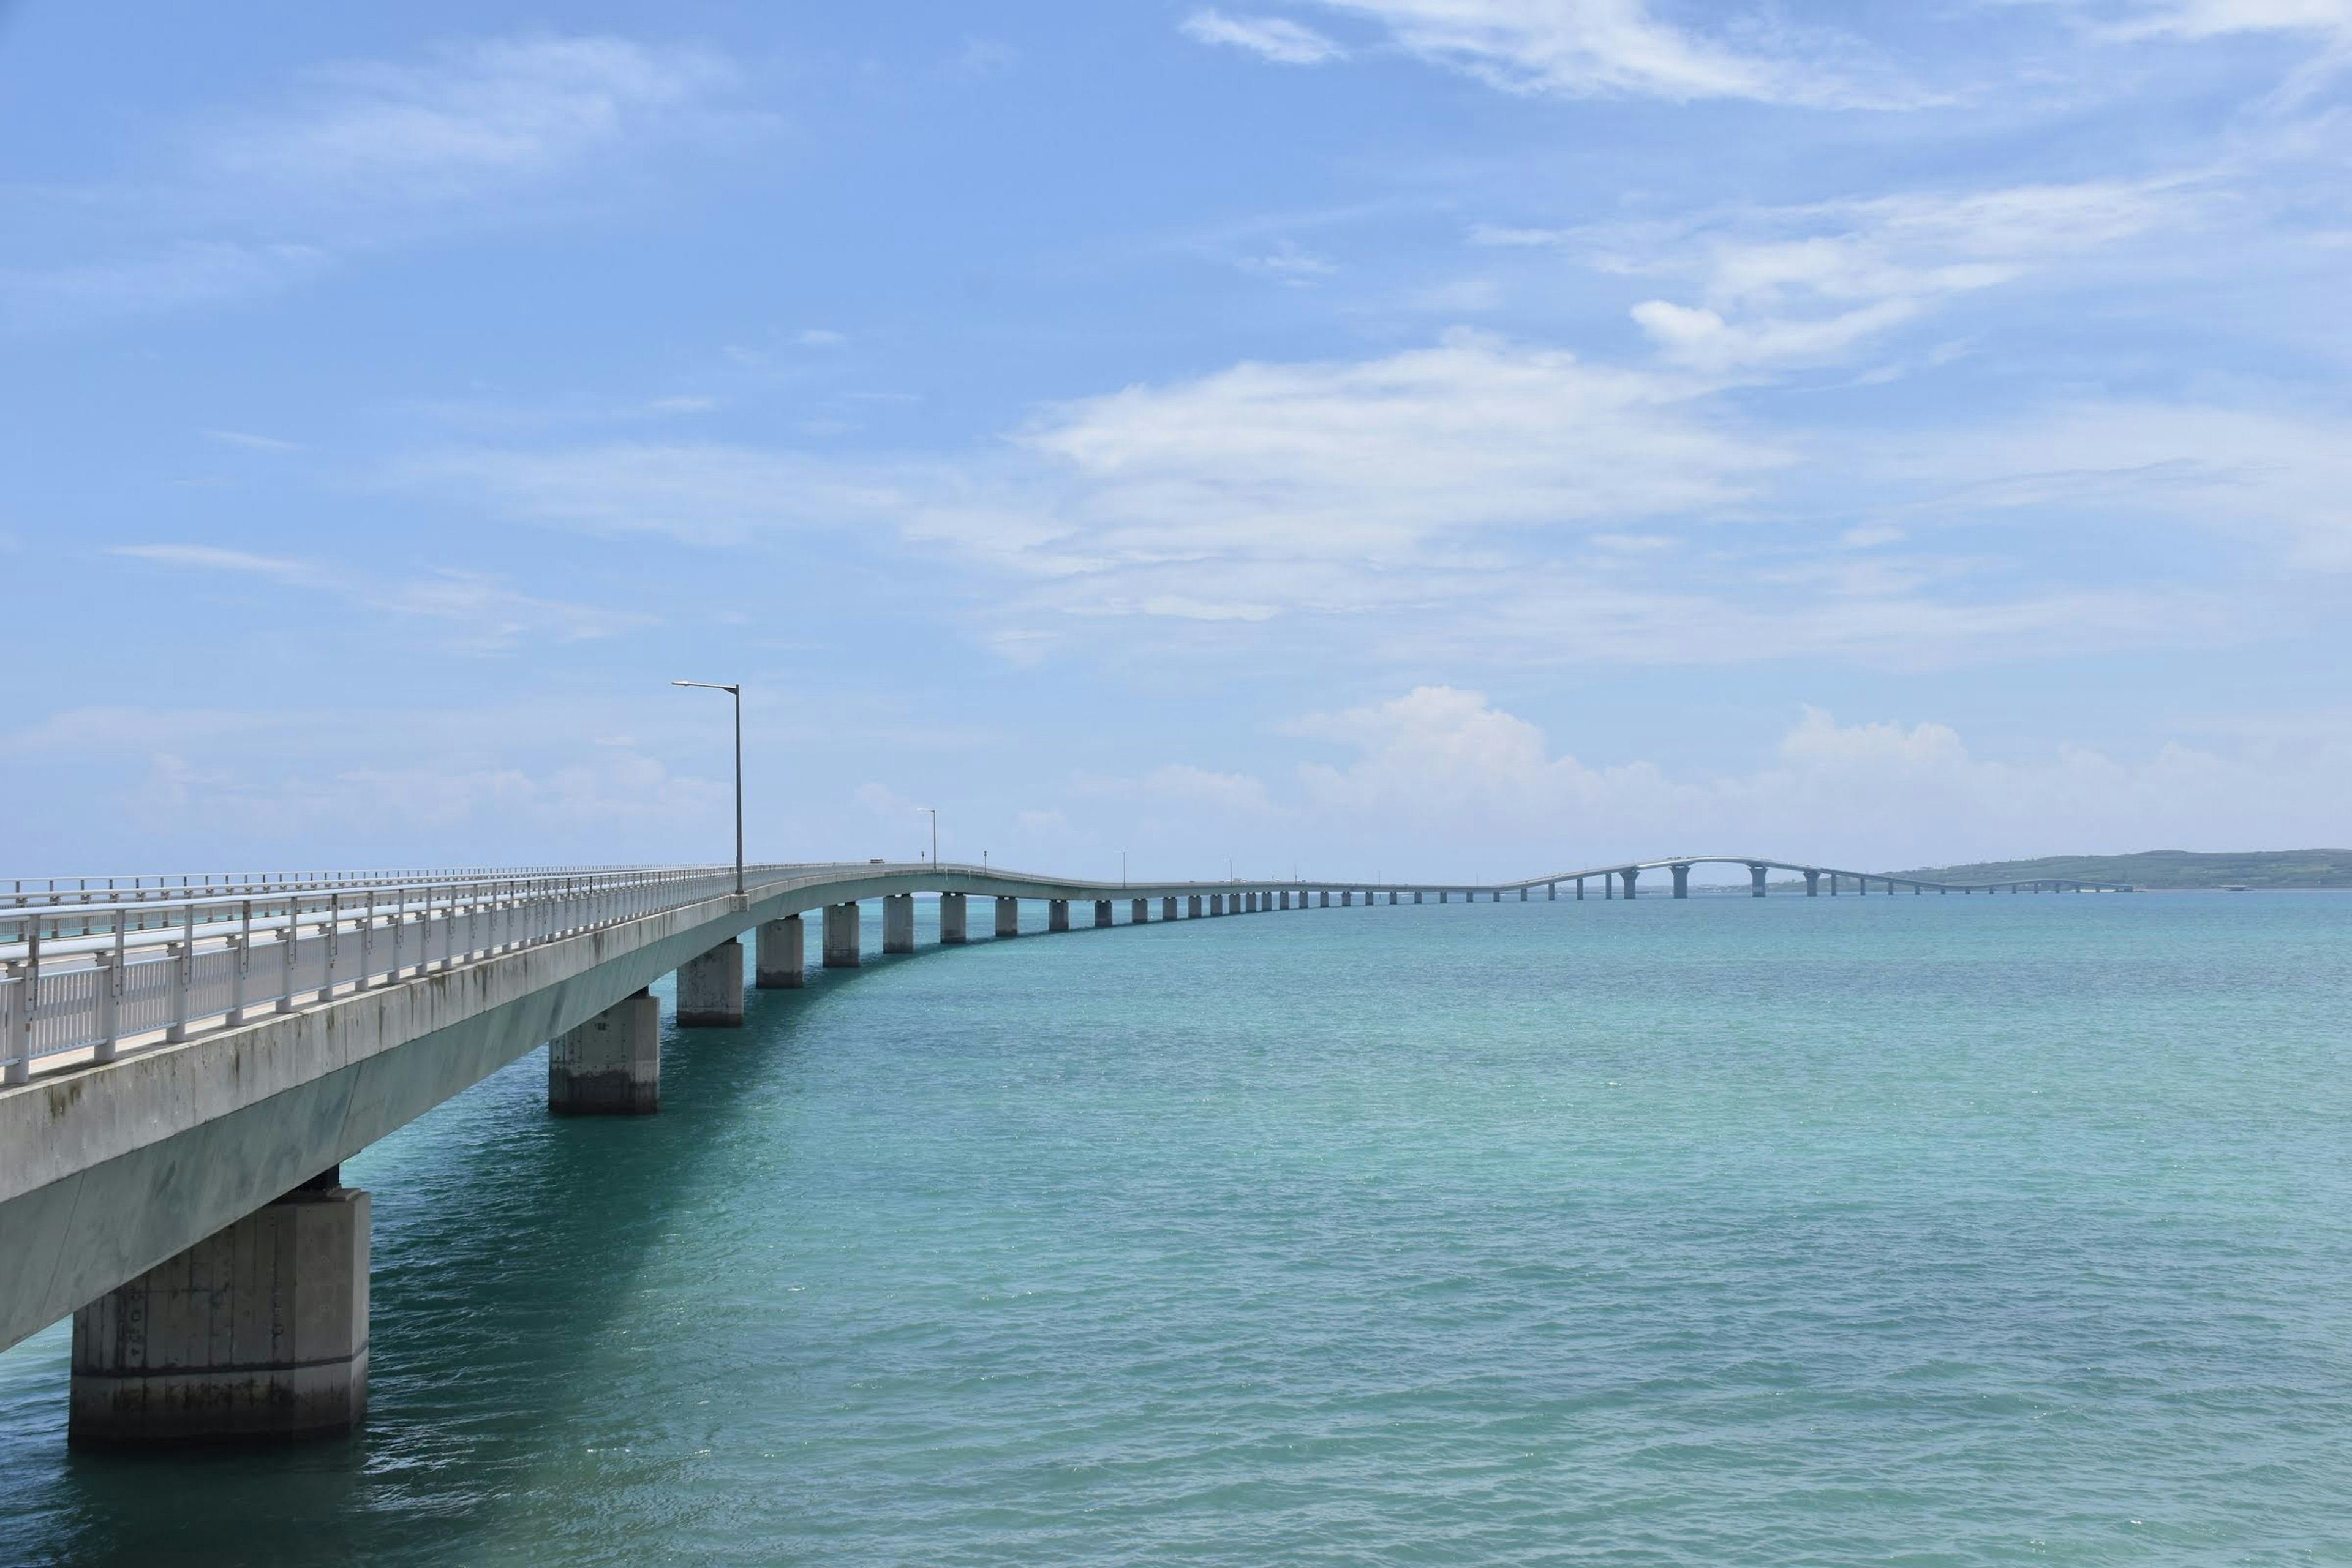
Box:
4;890;2350;1566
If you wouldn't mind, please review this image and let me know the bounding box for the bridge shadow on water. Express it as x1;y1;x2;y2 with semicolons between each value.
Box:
0;951;922;1568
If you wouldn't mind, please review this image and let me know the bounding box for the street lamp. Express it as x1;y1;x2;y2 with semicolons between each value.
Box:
914;806;937;865
671;680;743;896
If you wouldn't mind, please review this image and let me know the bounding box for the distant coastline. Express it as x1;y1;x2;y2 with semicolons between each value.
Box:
1879;849;2352;890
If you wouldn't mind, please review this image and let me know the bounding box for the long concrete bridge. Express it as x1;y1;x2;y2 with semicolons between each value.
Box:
0;853;2125;1447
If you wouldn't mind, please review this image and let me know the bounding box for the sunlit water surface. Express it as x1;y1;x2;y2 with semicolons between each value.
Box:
5;892;2350;1565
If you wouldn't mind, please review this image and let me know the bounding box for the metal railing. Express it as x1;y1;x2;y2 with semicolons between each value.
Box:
1;864;761;1084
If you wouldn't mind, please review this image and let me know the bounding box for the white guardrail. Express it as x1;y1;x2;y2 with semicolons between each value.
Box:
0;864;780;1084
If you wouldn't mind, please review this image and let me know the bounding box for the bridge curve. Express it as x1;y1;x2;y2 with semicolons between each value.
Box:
1;850;2130;1442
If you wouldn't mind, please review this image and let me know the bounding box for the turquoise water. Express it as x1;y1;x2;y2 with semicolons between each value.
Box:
5;892;2351;1565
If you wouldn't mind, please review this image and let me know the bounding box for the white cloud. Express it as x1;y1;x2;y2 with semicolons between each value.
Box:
202;34;738;208
1590;178;2184;371
1237;241;1340;284
1019;329;1779;557
205;428;303;452
405;331;2251;666
797;328;848;346
1;242;328;333
2101;0;2352;37
1283;687;2352;865
6;36;747;331
1307;0;1913;105
1892;399;2352;569
109;543;651;651
1181;10;1350;64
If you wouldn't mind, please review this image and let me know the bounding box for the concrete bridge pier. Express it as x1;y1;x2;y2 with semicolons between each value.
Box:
1318;891;1330;908
1805;870;1820;896
1049;900;1071;933
549;988;660;1114
1133;899;1150;924
756;916;805;987
883;895;916;954
1750;864;1768;897
1548;883;1556;900
940;892;968;944
1413;891;1422;903
996;896;1021;938
1438;891;1447;904
1095;899;1115;928
1188;895;1203;918
1672;864;1692;899
1576;877;1584;900
1163;897;1179;921
69;1170;369;1447
677;939;744;1026
823;903;862;967
1621;869;1640;900
1604;875;1613;899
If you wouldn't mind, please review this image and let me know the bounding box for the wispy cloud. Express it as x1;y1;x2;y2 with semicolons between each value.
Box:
1545;178;2188;372
1305;0;1920;106
200;34;740;209
1237;240;1340;284
4;34;750;333
1182;10;1349;64
109;543;652;650
205;428;303;453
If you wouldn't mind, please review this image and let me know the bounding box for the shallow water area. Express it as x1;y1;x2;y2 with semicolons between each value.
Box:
5;891;2350;1565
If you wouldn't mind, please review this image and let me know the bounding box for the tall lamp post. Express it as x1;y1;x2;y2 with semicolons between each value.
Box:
671;679;743;896
915;806;938;866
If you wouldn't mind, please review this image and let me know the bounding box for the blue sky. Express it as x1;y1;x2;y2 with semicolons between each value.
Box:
4;1;2348;882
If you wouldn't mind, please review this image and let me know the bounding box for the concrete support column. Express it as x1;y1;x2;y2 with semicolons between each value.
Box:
1163;897;1179;921
1318;891;1329;908
1049;899;1071;932
1605;874;1614;900
996;896;1022;938
1830;875;1840;895
1188;895;1203;918
1751;865;1768;898
940;892;968;944
1133;899;1151;924
756;916;805;987
1805;869;1820;897
678;939;744;1027
1548;883;1556;901
549;989;660;1114
883;894;916;954
1338;891;1350;907
1095;899;1115;929
70;1174;369;1447
1576;877;1585;901
1414;891;1423;903
1672;864;1691;899
823;903;862;967
1439;891;1448;903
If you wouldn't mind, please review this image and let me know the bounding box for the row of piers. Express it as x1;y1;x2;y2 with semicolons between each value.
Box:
55;862;2097;1448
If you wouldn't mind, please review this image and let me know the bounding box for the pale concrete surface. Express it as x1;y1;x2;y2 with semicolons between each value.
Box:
70;1182;368;1447
755;916;804;989
823;903;861;968
548;989;658;1115
677;940;744;1026
883;894;915;954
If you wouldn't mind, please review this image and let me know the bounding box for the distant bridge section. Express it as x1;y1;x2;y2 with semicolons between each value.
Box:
2;853;2126;1448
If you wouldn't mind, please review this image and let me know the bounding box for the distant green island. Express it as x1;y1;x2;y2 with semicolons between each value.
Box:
1882;850;2352;889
